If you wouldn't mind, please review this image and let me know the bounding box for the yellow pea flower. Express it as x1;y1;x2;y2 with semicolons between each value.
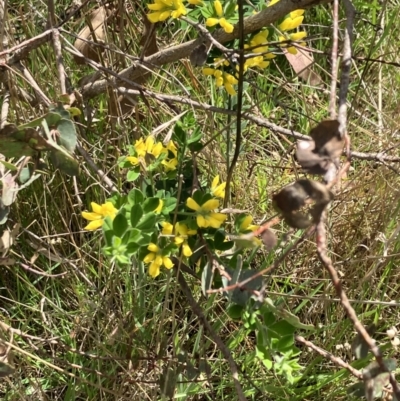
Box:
211;175;226;199
144;243;174;278
205;0;234;33
186;197;227;229
82;202;118;231
147;0;186;23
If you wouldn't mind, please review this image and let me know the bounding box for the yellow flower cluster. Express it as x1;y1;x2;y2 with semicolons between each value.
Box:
202;66;238;96
127;137;178;171
206;1;234;33
144;243;174;278
244;30;276;72
161;221;197;257
147;0;187;23
269;0;307;55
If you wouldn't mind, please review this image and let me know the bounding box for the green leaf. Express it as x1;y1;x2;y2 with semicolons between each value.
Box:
351;324;376;360
49;149;79;176
130;204;143;227
128;189;144;205
159;366;177;398
142;197;160;213
113;214;128;237
126;242;140;254
173;122;187;146
136;213;156;231
201;262;213;297
273;335;295;353
161;197;177;214
112;236;122;248
269;320;297;336
127;169;140;182
188;141;204;152
56;118;77;152
0;160;17;171
227;304;244;320
18;167;31;184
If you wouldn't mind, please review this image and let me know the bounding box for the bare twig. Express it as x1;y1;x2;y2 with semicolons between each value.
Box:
296;335;362;379
115;87;400;163
0;29;53;65
224;0;245;208
329;0;339;119
75;143;119;193
338;0;355;138
52;29;67;94
175;266;247;401
13;62;51;105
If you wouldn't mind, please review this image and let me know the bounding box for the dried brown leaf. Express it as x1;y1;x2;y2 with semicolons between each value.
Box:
284;48;323;86
73;7;109;64
273;179;333;228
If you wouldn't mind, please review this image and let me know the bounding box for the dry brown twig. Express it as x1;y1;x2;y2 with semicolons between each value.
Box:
296;335;363;379
315;0;400;397
175;264;247;401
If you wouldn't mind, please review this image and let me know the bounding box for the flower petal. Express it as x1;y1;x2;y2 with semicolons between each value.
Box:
197;214;208;228
163;257;174;269
155;199;164;214
201;199;219;211
161;221;174;235
91;202;102;214
182;243;193;257
149;261;161;277
208;213;227;228
214;0;223;17
148;243;160;253
206;18;219;27
143;252;155;263
211;175;220;188
82;211;101;221
84;219;104;231
186;197;200;211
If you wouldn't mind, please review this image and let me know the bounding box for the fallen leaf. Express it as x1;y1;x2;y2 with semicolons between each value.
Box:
73;7;109;64
284;48;323;86
273;179;333;228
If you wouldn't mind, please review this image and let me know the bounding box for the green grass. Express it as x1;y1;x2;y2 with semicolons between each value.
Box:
2;0;400;399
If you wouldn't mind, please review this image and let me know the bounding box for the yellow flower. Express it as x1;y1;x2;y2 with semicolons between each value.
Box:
290;31;307;41
82;202;118;231
278;11;304;31
162;158;178;171
211;175;226;199
240;215;259;232
143;243;174;278
147;0;187;23
161;221;196;257
187;0;203;4
128;136;166;167
268;0;280;5
279;31;307;55
186;197;227;229
244;30;271;71
155;199;164;214
202;68;237;95
205;1;234;33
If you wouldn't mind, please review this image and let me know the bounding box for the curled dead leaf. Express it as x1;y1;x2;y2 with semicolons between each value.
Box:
296;120;344;175
273;179;333;228
190;43;210;67
261;229;277;251
73;7;109;64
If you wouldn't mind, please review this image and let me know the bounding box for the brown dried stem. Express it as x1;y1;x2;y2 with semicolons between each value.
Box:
175;266;247;401
296;335;362;379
